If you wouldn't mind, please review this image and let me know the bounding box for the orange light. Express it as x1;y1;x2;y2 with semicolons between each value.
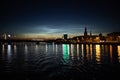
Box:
96;45;100;64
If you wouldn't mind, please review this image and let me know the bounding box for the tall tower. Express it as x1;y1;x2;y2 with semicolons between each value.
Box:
84;27;87;37
84;27;88;42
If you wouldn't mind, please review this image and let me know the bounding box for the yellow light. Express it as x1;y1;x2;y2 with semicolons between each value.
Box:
117;45;120;62
110;45;112;61
86;44;89;56
90;44;92;59
96;44;101;64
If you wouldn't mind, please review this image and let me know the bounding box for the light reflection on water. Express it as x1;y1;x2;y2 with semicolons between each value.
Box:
96;45;100;64
2;44;5;54
2;44;5;61
46;44;48;53
62;44;69;64
13;45;17;54
81;44;84;58
77;44;80;60
55;44;58;53
24;44;28;62
110;45;113;62
0;43;120;74
7;45;12;63
70;44;74;60
25;44;28;54
118;46;120;62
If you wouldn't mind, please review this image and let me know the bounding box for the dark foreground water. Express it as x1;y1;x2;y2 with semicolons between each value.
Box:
0;43;120;80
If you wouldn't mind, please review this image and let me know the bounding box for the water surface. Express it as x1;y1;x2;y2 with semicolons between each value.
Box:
0;43;120;80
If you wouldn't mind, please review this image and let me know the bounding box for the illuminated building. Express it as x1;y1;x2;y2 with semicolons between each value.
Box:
0;33;14;40
71;27;105;43
3;33;7;40
107;32;120;42
63;33;68;40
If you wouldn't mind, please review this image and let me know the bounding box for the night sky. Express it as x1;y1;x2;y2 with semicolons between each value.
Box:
0;0;120;38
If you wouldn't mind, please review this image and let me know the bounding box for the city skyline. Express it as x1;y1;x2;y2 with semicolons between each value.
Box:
0;0;120;38
0;27;108;39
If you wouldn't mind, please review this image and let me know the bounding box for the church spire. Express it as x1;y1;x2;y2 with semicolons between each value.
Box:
84;27;87;36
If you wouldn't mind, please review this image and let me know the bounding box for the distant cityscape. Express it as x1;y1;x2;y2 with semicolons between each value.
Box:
0;27;120;43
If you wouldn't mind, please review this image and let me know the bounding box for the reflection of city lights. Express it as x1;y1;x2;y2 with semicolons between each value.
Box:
46;44;48;53
8;45;11;54
110;45;112;60
7;45;12;63
35;44;38;53
86;44;90;60
117;46;120;62
77;44;79;60
90;44;92;59
24;44;28;61
68;44;69;54
86;44;89;55
2;44;5;53
35;45;38;50
25;44;28;54
14;45;17;53
2;45;5;60
56;44;58;53
81;44;84;57
63;44;69;55
71;44;74;59
62;44;69;64
96;45;100;64
53;42;55;52
105;45;108;53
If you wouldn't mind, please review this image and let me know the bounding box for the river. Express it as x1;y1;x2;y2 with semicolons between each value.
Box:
0;43;120;80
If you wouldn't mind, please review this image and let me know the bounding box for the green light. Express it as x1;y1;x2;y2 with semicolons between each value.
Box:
63;44;69;64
